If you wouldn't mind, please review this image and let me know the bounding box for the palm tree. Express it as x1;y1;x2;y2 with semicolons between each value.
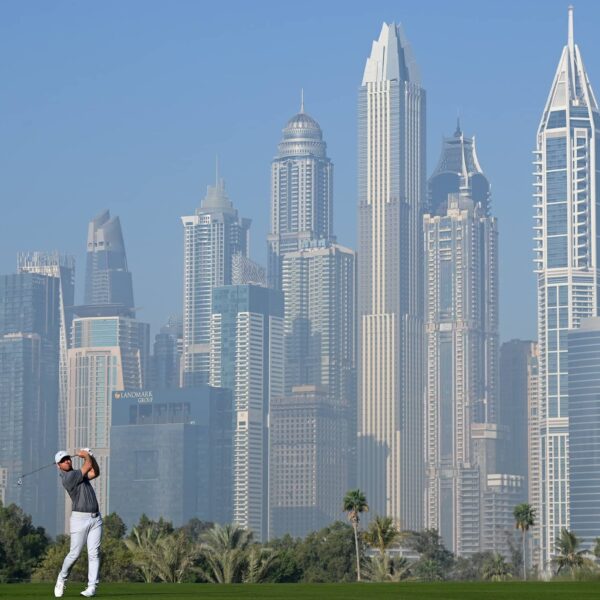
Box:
513;502;536;580
343;489;369;581
199;523;253;583
552;527;590;579
124;526;163;582
243;546;280;583
482;553;512;582
364;515;399;557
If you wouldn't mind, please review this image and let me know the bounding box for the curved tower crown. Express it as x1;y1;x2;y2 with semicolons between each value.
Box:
277;99;327;159
428;120;490;216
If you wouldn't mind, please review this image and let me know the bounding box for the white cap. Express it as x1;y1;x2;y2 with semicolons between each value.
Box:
54;450;70;464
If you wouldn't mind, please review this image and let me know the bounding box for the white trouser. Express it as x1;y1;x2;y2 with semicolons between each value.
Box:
58;511;103;588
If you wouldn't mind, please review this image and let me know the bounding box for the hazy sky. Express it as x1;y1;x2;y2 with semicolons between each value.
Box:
2;0;598;341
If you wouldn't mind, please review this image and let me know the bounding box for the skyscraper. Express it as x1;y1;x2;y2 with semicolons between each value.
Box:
85;210;134;311
182;177;251;387
66;306;149;516
269;385;346;538
267;99;333;290
17;252;75;456
533;7;600;565
568;317;600;551
357;22;426;527
0;272;60;534
424;125;498;555
498;340;537;480
209;284;284;541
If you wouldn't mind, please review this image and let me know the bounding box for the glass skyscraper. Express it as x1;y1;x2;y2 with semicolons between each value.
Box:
209;284;284;541
0;272;60;534
85;210;134;311
181;177;250;387
357;22;426;528
568;317;600;550
534;7;600;566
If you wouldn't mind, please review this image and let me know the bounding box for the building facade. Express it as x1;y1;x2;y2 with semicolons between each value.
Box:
267;101;333;290
568;317;600;551
110;386;232;529
85;210;134;311
357;22;426;528
424;126;498;555
269;385;346;538
66;308;149;517
17;252;75;454
0;273;60;534
209;284;284;541
533;7;600;565
182;178;251;387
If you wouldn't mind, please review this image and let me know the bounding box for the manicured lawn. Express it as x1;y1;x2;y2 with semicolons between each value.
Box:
1;582;599;599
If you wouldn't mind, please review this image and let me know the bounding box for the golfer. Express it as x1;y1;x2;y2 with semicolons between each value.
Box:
54;448;102;598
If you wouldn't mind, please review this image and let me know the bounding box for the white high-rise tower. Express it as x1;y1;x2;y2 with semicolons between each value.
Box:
534;7;600;566
357;22;426;528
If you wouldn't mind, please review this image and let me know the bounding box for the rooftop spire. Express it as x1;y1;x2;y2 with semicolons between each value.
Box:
300;88;305;113
568;5;574;51
455;112;462;137
215;154;219;186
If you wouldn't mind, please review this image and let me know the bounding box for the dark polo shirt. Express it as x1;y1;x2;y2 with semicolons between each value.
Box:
60;469;99;513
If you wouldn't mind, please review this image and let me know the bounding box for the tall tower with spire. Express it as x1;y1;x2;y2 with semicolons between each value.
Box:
534;6;600;566
181;173;251;387
268;94;334;289
425;123;498;555
357;22;426;528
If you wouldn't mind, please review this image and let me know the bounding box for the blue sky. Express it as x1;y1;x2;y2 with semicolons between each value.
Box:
1;0;598;341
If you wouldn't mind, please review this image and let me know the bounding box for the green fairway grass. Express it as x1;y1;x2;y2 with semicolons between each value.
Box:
1;582;599;600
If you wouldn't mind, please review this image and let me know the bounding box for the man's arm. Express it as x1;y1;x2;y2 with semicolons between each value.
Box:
77;449;100;480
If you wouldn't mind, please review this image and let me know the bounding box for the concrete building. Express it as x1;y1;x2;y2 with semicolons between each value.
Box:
182;177;251;387
568;317;600;551
267;98;333;290
0;272;60;534
209;284;284;541
357;22;426;529
66;307;149;517
269;386;346;538
533;7;600;565
110;386;232;529
424;124;498;556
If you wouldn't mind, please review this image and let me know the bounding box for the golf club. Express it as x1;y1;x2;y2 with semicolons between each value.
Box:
16;452;89;486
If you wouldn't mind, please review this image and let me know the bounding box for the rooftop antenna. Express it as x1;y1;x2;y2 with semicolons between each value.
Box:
455;109;462;137
568;5;574;51
300;88;305;113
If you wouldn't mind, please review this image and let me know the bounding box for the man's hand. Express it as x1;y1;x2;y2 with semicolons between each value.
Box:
77;449;90;459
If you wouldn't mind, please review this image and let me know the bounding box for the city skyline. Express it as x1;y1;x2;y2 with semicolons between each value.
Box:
5;1;600;342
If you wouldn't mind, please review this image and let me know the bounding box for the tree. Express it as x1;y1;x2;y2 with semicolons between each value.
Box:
552;527;591;579
0;501;49;582
152;530;197;583
198;523;253;583
363;515;399;556
593;537;600;562
293;521;359;583
482;553;512;582
513;502;535;580
243;546;280;583
103;513;127;540
364;554;411;582
402;528;454;581
342;489;369;581
124;525;163;583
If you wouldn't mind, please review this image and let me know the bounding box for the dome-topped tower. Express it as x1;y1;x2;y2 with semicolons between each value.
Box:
268;93;334;289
